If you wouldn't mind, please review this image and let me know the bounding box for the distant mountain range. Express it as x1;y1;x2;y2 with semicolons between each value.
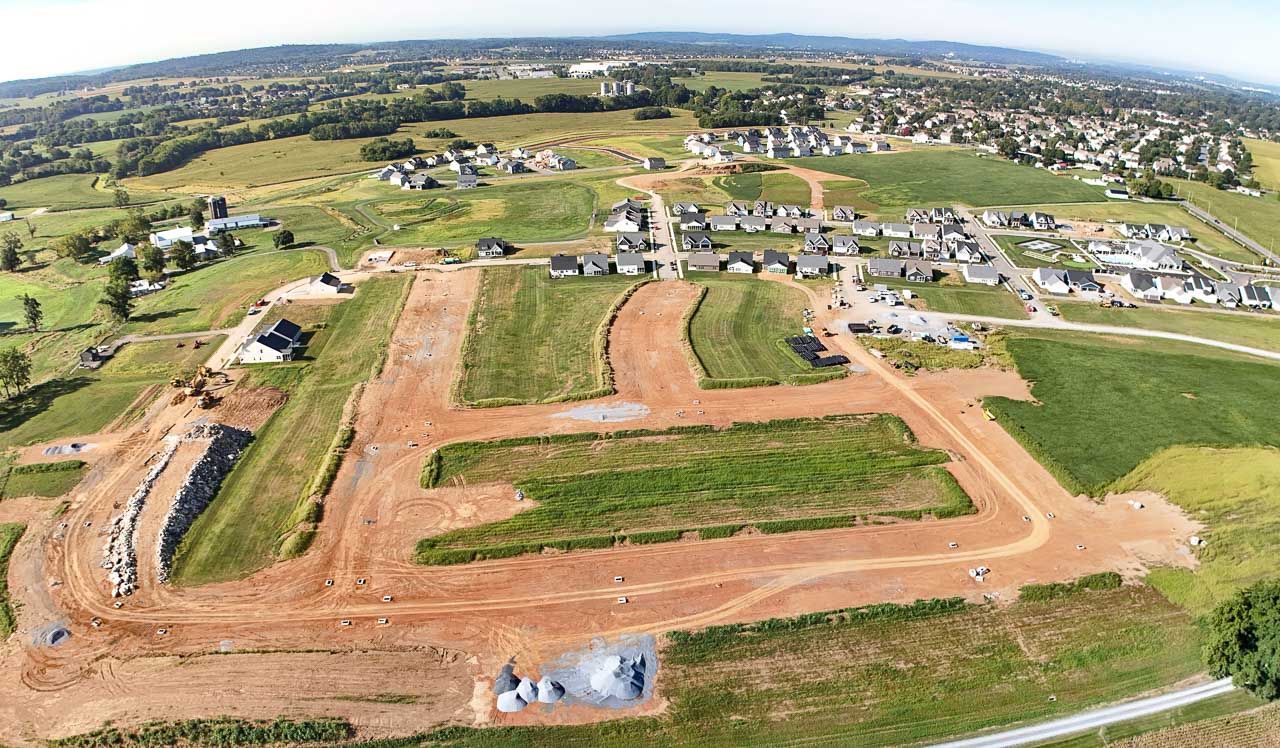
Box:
599;32;1065;66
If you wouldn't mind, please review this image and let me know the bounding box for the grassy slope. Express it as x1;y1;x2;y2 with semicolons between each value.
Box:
1057;302;1280;353
1244;137;1280;191
687;275;824;384
418;415;969;563
985;331;1280;495
713;171;812;205
0;337;223;450
893;277;1029;319
1114;446;1280;616
791;151;1103;209
1173;178;1280;256
354;586;1201;747
170;275;410;585
0;462;87;499
0;523;26;636
455;266;637;406
0;174;166;211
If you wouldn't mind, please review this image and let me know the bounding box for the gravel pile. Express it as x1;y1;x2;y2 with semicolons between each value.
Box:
155;424;251;583
101;439;180;598
493;666;565;713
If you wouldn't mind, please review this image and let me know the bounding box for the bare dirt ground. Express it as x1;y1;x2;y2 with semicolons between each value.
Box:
0;268;1201;745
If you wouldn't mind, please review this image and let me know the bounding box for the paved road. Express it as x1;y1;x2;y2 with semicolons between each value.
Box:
933;678;1235;747
1180;199;1278;266
908;308;1280;362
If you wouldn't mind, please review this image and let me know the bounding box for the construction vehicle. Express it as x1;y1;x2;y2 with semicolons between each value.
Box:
441;257;461;265
983;408;996;421
196;392;218;409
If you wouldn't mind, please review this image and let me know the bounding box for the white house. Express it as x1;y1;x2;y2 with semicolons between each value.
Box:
962;264;1001;286
1121;272;1163;301
310;272;345;294
239;318;303;364
1032;268;1071;295
616;252;645;275
98;242;136;265
726;251;754;274
150;226;194;249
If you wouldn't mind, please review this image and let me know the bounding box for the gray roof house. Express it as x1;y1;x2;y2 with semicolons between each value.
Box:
796;255;831;278
851;220;881;237
962;264;1001;285
763;250;790;274
682;232;712;250
726;251;755;274
616;232;648;250
710;215;738;231
475;237;507;258
582;253;611;276
739;216;767;232
642;157;666;170
455;172;478;189
867;258;905;277
832;206;859;221
687;252;720;272
832;235;860;255
905;262;934;283
725;201;750;216
678;212;708;230
883;223;913;238
549;254;579;278
616;252;646;275
804;232;831;252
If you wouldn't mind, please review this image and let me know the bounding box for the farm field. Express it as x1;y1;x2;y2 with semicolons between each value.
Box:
1090;699;1280;748
1056;302;1280;353
791;151;1104;209
0;173;167;211
1115;446;1280;616
1244;137;1280;191
892;277;1029;319
984;331;1280;495
992;234;1096;269
374;585;1201;747
0;337;222;450
454;266;639;406
1006;200;1261;265
555;147;628;169
821;179;879;214
123;248;330;335
672;72;769;91
170;274;411;585
578;133;690;160
417;415;969;563
687;275;836;386
713;171;811;205
1041;690;1266;748
1174;178;1280;256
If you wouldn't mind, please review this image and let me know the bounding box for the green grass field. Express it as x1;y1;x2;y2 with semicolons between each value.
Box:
170;275;411;585
892;277;1029;319
672;72;770;91
0;174;166;211
0;337;222;450
790;151;1103;210
1056;302;1280;353
1174;178;1280;257
1114;445;1280;616
985;331;1280;495
1245;138;1280;191
417;415;969;563
687;275;838;386
0;523;25;636
454;266;639;406
123;249;330;335
579;133;690;160
355;584;1201;747
713;171;812;205
992;235;1095;269
1007;199;1262;265
0;460;87;499
1039;690;1266;747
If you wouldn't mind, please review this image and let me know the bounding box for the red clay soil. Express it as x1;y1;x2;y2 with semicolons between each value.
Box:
0;270;1200;745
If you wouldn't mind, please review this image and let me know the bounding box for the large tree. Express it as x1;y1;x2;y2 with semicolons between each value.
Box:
52;232;95;262
98;277;134;322
273;229;295;249
140;245;166;278
0;232;21;272
0;348;32;399
107;256;140;284
170;240;197;270
18;293;42;331
113;187;130;208
1205;580;1280;699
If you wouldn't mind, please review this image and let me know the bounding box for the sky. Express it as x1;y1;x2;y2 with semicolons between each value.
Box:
0;0;1276;86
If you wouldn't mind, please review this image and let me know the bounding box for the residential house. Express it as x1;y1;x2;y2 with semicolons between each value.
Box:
1216;283;1243;308
682;232;712;250
981;209;1010;228
771;219;797;234
962;264;1001;285
582;253;611;276
672;202;700;217
687;252;720;272
1032;268;1071;294
952;239;985;263
613;198;645;213
794;217;822;233
498;160;526;174
1121;272;1163;301
549;254;580;278
475;237;507;258
1184;275;1217;304
866;258;905;278
763;250;790;274
310;272;345;294
888;240;924;259
1029;212;1056;230
832;235;860;255
912;222;942;240
616;252;645;275
882;223;913;238
796;255;831;278
710;215;738;231
725;201;750;217
1158;276;1193;303
456;173;478;189
678;212;708;231
905;262;934;283
726;251;755;274
239;318;303;364
403;174;438;190
767;144;793;158
604;209;644;233
1241;285;1273;308
98;242;136;265
642;157;666;170
752;200;774;216
832;206;859;221
616;232;648;251
1065;269;1102;293
739;216;767;233
851;220;881;237
803;232;831;253
777;204;806;218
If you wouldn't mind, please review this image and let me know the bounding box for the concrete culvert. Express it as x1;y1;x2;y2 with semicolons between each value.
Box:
536;678;565;704
515;677;538;704
496;690;527;713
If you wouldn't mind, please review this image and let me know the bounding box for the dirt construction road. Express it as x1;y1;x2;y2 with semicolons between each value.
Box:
0;269;1199;744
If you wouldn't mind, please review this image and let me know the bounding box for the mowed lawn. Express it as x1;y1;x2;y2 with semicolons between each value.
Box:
0;461;87;499
1057;302;1280;353
382;585;1201;747
418;415;969;563
984;331;1280;495
1116;446;1280;617
124;248;331;335
0;173;166;211
1244;137;1280;191
456;267;638;406
687;275;828;385
170;274;411;585
894;277;1029;319
713;171;812;205
1173;177;1280;255
0;337;223;450
792;151;1104;209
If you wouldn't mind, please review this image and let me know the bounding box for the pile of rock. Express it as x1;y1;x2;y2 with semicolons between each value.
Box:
155;423;251;583
493;663;565;713
102;439;180;597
